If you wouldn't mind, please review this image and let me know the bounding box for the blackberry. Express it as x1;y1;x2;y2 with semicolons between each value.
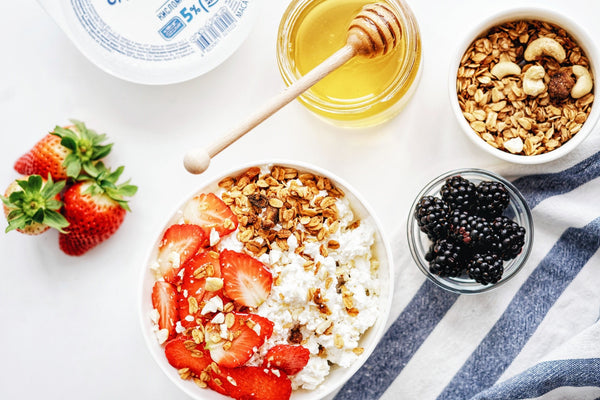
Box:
426;239;467;277
467;253;504;284
414;195;450;241
440;175;478;212
489;216;526;260
476;181;510;218
448;210;493;249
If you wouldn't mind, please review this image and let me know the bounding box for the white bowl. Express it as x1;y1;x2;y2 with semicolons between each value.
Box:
448;6;600;164
138;160;394;400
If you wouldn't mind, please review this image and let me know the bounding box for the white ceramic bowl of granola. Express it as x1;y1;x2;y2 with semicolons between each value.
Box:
448;6;600;164
138;160;394;400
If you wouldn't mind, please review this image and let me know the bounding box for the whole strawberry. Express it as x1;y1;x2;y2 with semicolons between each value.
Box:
59;163;137;256
2;174;69;235
14;120;112;180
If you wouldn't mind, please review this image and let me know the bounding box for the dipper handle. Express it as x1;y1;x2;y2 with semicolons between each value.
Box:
183;45;356;174
184;2;402;175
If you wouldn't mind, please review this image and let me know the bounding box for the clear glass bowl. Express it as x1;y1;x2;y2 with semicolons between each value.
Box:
407;168;534;294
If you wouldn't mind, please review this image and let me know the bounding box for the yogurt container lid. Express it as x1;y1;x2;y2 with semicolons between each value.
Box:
38;0;259;85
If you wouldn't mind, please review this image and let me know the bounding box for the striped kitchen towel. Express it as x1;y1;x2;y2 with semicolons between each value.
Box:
334;138;600;399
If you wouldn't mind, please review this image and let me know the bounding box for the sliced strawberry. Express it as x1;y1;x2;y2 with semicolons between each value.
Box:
156;224;207;284
263;344;310;375
209;365;292;400
182;193;238;238
220;249;273;308
205;312;265;368
178;250;223;327
151;281;178;340
245;313;274;340
164;336;212;376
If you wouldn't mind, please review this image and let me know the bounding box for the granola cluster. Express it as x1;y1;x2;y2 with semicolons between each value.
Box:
218;165;346;264
457;19;594;156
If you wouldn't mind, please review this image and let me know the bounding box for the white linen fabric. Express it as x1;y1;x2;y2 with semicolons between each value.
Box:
332;131;600;400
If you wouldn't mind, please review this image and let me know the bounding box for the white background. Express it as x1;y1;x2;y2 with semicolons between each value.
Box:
1;0;599;399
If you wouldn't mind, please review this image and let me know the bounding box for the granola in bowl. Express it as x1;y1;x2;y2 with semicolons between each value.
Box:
139;162;393;400
449;7;600;164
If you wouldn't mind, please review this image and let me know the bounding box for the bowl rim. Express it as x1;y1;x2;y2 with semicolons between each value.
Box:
407;168;534;294
448;5;600;165
137;158;395;400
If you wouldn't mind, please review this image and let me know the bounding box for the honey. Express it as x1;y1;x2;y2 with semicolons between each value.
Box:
277;0;422;127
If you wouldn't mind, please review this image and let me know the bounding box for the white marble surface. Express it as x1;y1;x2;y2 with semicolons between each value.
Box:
0;0;598;399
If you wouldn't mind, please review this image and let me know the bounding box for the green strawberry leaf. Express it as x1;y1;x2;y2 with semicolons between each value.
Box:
46;199;63;209
51;121;114;179
1;195;11;207
92;144;113;161
81;161;100;179
65;154;82;179
32;208;45;224
43;210;69;233
118;184;138;197
106;165;124;182
60;136;78;152
27;175;43;193
5;213;28;233
7;209;24;221
3;175;69;234
78;163;138;212
40;177;66;199
8;191;25;204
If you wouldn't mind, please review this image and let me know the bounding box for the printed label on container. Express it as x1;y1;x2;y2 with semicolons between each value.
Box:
69;0;250;61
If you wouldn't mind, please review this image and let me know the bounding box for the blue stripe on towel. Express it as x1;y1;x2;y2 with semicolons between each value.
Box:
336;151;600;400
512;151;600;208
438;217;600;400
469;358;600;400
333;281;459;400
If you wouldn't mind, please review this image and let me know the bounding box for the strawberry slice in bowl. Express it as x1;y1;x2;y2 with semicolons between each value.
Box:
204;312;274;369
155;224;208;284
151;281;179;343
209;365;292;400
182;193;238;241
220;249;273;309
177;250;224;328
164;336;213;376
263;344;310;376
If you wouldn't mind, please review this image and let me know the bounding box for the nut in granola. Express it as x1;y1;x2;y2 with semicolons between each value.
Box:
457;19;594;156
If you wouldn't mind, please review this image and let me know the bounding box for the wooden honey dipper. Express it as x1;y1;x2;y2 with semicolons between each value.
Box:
184;3;402;174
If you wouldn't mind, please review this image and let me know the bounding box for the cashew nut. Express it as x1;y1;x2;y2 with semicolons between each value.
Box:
503;137;524;154
524;37;566;63
491;61;522;79
522;65;547;96
571;65;594;98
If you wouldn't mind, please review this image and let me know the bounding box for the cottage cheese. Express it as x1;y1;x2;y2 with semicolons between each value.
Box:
215;166;381;390
256;197;378;389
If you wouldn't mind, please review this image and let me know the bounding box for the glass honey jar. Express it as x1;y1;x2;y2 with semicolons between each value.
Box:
277;0;422;127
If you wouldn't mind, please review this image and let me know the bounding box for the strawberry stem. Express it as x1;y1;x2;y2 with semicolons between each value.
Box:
51;120;114;179
78;163;138;212
2;174;69;233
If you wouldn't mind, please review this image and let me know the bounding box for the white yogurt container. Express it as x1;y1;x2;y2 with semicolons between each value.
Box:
38;0;260;84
